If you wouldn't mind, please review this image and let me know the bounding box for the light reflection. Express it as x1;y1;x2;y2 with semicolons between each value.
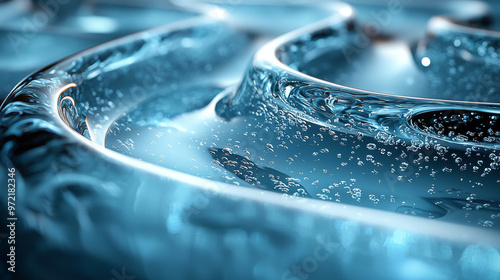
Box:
1;1;500;280
421;56;431;67
209;7;228;19
76;16;119;33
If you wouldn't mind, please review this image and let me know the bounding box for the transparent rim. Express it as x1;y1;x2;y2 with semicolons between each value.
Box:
0;1;499;247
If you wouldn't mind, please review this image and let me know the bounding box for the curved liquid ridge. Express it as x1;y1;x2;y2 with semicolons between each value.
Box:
215;2;500;227
1;1;500;280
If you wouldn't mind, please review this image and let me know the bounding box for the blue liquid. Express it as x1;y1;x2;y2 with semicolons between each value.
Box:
1;2;500;280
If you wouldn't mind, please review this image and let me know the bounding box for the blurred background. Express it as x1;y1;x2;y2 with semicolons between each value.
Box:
1;1;500;280
0;0;203;101
0;0;499;102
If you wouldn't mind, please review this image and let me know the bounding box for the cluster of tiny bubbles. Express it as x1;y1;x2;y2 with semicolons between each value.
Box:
208;34;500;229
52;7;498;230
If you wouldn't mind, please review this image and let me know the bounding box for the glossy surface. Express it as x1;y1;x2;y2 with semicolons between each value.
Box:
1;1;500;280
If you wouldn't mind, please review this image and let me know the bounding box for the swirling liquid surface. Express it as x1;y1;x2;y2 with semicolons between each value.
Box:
97;2;500;229
2;1;500;280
